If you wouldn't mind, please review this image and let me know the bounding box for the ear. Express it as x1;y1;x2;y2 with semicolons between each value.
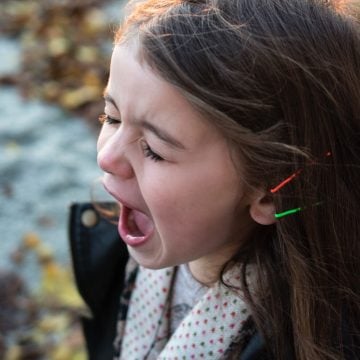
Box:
249;192;276;225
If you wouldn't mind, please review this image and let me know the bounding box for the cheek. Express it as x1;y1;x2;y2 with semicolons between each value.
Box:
143;168;240;235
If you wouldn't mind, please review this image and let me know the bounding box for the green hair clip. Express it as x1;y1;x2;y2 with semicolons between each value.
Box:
275;202;323;219
275;207;302;219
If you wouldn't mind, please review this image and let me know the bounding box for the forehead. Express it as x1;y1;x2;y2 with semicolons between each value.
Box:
108;44;226;145
108;44;181;117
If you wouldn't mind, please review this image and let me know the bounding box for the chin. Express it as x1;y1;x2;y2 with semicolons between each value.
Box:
128;248;165;269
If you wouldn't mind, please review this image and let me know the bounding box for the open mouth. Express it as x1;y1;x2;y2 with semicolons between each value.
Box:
127;210;144;237
119;205;154;247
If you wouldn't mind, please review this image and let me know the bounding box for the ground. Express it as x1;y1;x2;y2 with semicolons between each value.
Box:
0;0;124;358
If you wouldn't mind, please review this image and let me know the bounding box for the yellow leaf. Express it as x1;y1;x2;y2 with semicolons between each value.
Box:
22;232;41;250
48;37;70;57
4;345;21;360
51;345;72;360
37;314;69;333
60;86;101;109
76;46;98;63
38;261;87;311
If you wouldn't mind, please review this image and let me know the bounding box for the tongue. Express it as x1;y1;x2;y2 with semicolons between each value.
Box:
130;210;154;237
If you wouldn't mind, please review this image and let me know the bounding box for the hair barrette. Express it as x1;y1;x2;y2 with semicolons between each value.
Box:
271;151;330;219
274;202;323;219
270;169;302;194
270;151;331;194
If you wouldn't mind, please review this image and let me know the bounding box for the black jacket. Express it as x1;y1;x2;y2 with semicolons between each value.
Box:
68;203;358;360
69;203;129;360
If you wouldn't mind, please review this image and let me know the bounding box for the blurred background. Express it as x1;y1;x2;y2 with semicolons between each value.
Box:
0;0;125;358
1;0;360;359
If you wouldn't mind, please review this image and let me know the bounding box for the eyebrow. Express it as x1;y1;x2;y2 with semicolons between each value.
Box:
104;92;119;110
103;92;185;150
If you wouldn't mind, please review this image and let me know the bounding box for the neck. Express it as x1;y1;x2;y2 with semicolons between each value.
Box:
188;245;238;285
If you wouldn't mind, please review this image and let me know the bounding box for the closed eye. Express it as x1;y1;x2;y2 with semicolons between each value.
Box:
98;114;121;125
140;140;164;162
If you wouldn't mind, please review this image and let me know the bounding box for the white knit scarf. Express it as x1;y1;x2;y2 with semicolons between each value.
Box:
116;266;252;360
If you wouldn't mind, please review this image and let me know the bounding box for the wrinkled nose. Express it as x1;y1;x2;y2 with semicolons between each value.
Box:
97;134;134;180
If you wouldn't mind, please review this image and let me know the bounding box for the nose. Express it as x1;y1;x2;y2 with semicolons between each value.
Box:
97;132;135;180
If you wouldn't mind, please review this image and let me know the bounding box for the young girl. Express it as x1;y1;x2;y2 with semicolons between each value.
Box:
73;0;360;359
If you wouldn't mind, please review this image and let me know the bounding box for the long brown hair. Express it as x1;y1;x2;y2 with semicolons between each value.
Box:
115;1;360;359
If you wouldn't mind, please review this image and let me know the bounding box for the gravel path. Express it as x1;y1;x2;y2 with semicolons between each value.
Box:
0;40;102;287
0;0;125;289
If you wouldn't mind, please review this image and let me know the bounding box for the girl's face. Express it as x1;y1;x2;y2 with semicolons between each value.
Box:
97;44;255;279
